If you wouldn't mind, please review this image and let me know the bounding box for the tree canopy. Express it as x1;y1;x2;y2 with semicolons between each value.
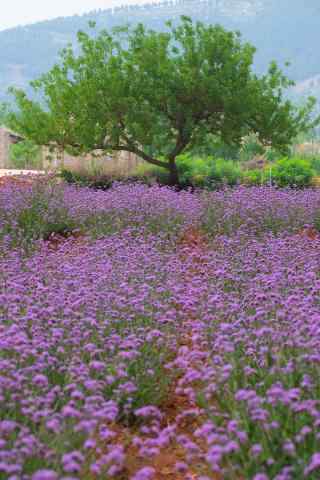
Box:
0;102;8;125
8;16;318;184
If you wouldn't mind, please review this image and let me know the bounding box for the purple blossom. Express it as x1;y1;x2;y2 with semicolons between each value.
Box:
2;183;320;477
32;470;58;480
131;467;155;480
304;453;320;475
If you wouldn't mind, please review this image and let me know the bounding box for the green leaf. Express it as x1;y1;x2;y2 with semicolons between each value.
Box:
8;16;317;185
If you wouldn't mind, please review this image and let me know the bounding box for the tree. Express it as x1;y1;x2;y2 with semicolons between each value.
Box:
9;140;42;170
0;102;8;125
8;16;319;185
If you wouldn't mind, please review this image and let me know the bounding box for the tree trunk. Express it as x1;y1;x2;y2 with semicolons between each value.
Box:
168;159;180;186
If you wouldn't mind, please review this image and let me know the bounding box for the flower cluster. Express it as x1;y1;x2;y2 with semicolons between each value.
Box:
1;182;320;478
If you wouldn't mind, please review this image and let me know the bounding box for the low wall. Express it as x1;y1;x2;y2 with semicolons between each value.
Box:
0;125;143;174
0;127;23;168
43;149;142;176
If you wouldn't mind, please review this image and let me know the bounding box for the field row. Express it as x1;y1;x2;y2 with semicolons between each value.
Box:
1;181;320;479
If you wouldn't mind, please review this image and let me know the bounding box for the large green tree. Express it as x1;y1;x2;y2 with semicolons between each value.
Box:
8;16;318;185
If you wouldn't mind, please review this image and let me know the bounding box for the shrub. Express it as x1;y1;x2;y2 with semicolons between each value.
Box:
207;158;242;187
132;162;170;185
130;156;244;189
59;168;76;184
310;156;320;175
59;169;116;190
132;155;207;188
16;201;74;242
9;140;42;170
239;132;265;163
242;168;269;186
270;157;314;188
61;155;317;192
130;156;197;187
177;154;211;188
177;155;244;189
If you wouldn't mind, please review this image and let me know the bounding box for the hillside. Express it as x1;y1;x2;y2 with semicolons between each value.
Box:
1;0;320;108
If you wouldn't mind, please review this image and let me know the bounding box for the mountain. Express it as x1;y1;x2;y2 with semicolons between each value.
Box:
1;0;319;110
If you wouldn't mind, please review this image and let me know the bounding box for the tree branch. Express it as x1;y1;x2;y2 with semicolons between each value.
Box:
107;143;169;169
115;119;169;168
168;129;190;161
48;139;169;170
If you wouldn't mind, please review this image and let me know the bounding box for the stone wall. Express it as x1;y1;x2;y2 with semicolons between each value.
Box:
0;126;142;174
0;127;23;168
42;149;142;175
294;142;320;156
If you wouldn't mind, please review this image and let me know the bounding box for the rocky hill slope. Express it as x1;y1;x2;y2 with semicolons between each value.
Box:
0;0;319;109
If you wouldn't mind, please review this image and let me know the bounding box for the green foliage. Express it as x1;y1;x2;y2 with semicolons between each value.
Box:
243;168;268;186
8;16;318;185
0;102;8;125
239;132;265;162
9;140;42;169
131;155;205;187
63;154;318;191
270;157;314;188
59;168;76;184
176;154;209;187
59;168;114;190
139;154;317;190
130;162;170;186
242;157;315;188
119;342;173;424
16;203;73;242
207;158;242;187
133;155;243;189
188;134;240;159
310;156;320;174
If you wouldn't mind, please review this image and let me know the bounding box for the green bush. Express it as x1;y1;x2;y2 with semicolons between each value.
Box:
61;155;317;191
131;156;243;189
17;203;74;242
9;140;42;169
131;156;197;187
133;155;208;188
270;157;314;188
239;132;265;163
310;156;320;175
60;165;172;189
59;169;115;189
176;155;243;188
177;154;210;187
207;158;242;187
243;158;316;188
59;168;75;184
62;155;316;191
242;168;269;186
133;162;170;185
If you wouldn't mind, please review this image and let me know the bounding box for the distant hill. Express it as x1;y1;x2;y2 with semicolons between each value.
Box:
1;0;320;110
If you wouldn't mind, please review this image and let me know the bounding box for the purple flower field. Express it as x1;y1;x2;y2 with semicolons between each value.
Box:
2;180;320;479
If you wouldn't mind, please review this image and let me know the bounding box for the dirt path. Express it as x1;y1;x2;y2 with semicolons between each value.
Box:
43;227;216;479
102;227;216;479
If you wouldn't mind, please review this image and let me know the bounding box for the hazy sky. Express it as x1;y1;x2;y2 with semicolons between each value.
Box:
0;0;148;31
